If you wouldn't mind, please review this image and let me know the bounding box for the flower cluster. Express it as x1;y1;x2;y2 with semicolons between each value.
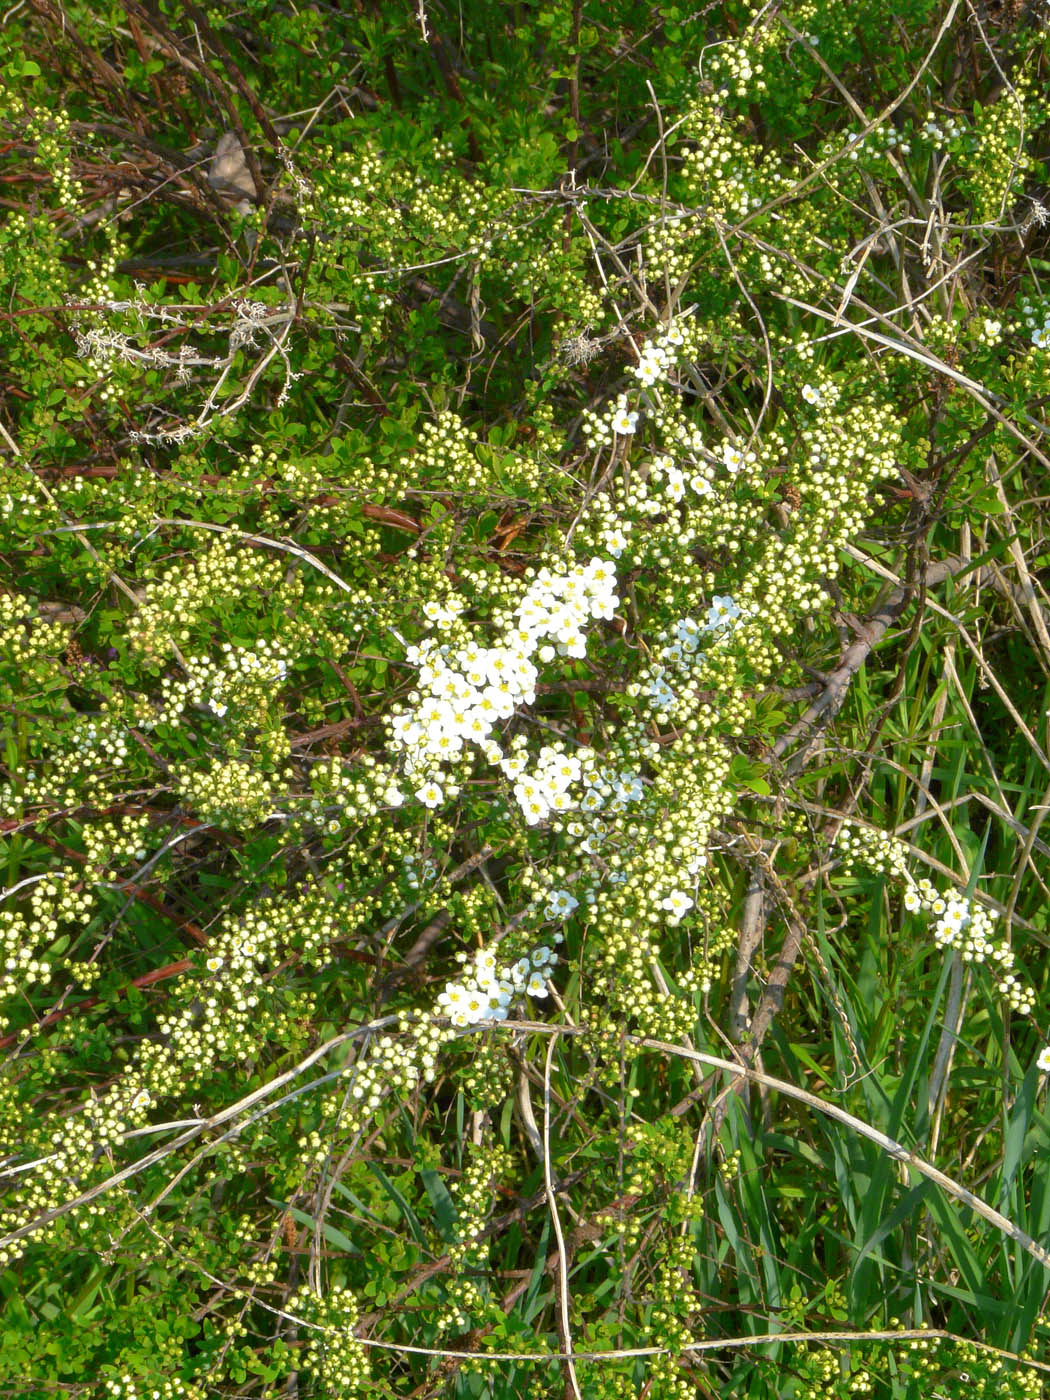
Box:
127;536;285;669
179;641;291;719
436;1146;513;1333
834;822;910;881
1013;297;1050;350
437;941;558;1026
630;321;687;387
287;1285;369;1398
838;827;1045;1063
919;111;966;147
391;557;618;819
177;758;287;829
903;878;1033;1012
583;392;640;449
507;742;582;826
633;596;746;720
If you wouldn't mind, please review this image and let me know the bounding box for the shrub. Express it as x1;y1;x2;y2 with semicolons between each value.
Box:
3;1;1050;1396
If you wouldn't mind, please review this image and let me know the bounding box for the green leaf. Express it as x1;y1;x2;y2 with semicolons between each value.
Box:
420;1168;459;1242
365;1164;427;1245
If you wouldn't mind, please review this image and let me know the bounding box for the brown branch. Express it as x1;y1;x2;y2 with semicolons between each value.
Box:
774;556;966;768
28;0;136;116
707;553;971;1140
0;956;192;1051
121;0;268;205
728;863;768;1047
27;828;209;947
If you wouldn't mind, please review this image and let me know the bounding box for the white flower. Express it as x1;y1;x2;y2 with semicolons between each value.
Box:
206;955;224;972
610;408;639;435
515;783;550;826
665;467;686;502
482;987;511;1019
584;557;616;590
983;318;1001;341
415;780;444;809
210;699;228;717
427;729;463;758
801;383;823;406
676;617;701;649
616;774;644;803
1038;1046;1050;1073
941;897;970;932
632;350;668;387
474;948;499;983
549;754;581;784
1034;324;1050;348
720;442;745;474
526;970;550;998
482;685;517;720
131;1089;151;1111
603;527;629;558
461;989;488;1023
705;595;741;630
903;887;922;913
648;676;676;709
661;889;694;924
545;889;579;919
438;984;465;1012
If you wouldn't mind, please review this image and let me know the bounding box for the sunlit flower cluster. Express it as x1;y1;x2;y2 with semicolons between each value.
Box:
437;941;558;1026
834;822;910;881
287;1284;369;1397
391;557;618;820
180;641;290;718
840;830;1041;1047
583;392;642;449
630;321;687;387
633;596;746;720
177;759;286;829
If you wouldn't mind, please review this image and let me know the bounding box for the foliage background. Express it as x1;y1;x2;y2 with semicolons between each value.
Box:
4;0;1050;1396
